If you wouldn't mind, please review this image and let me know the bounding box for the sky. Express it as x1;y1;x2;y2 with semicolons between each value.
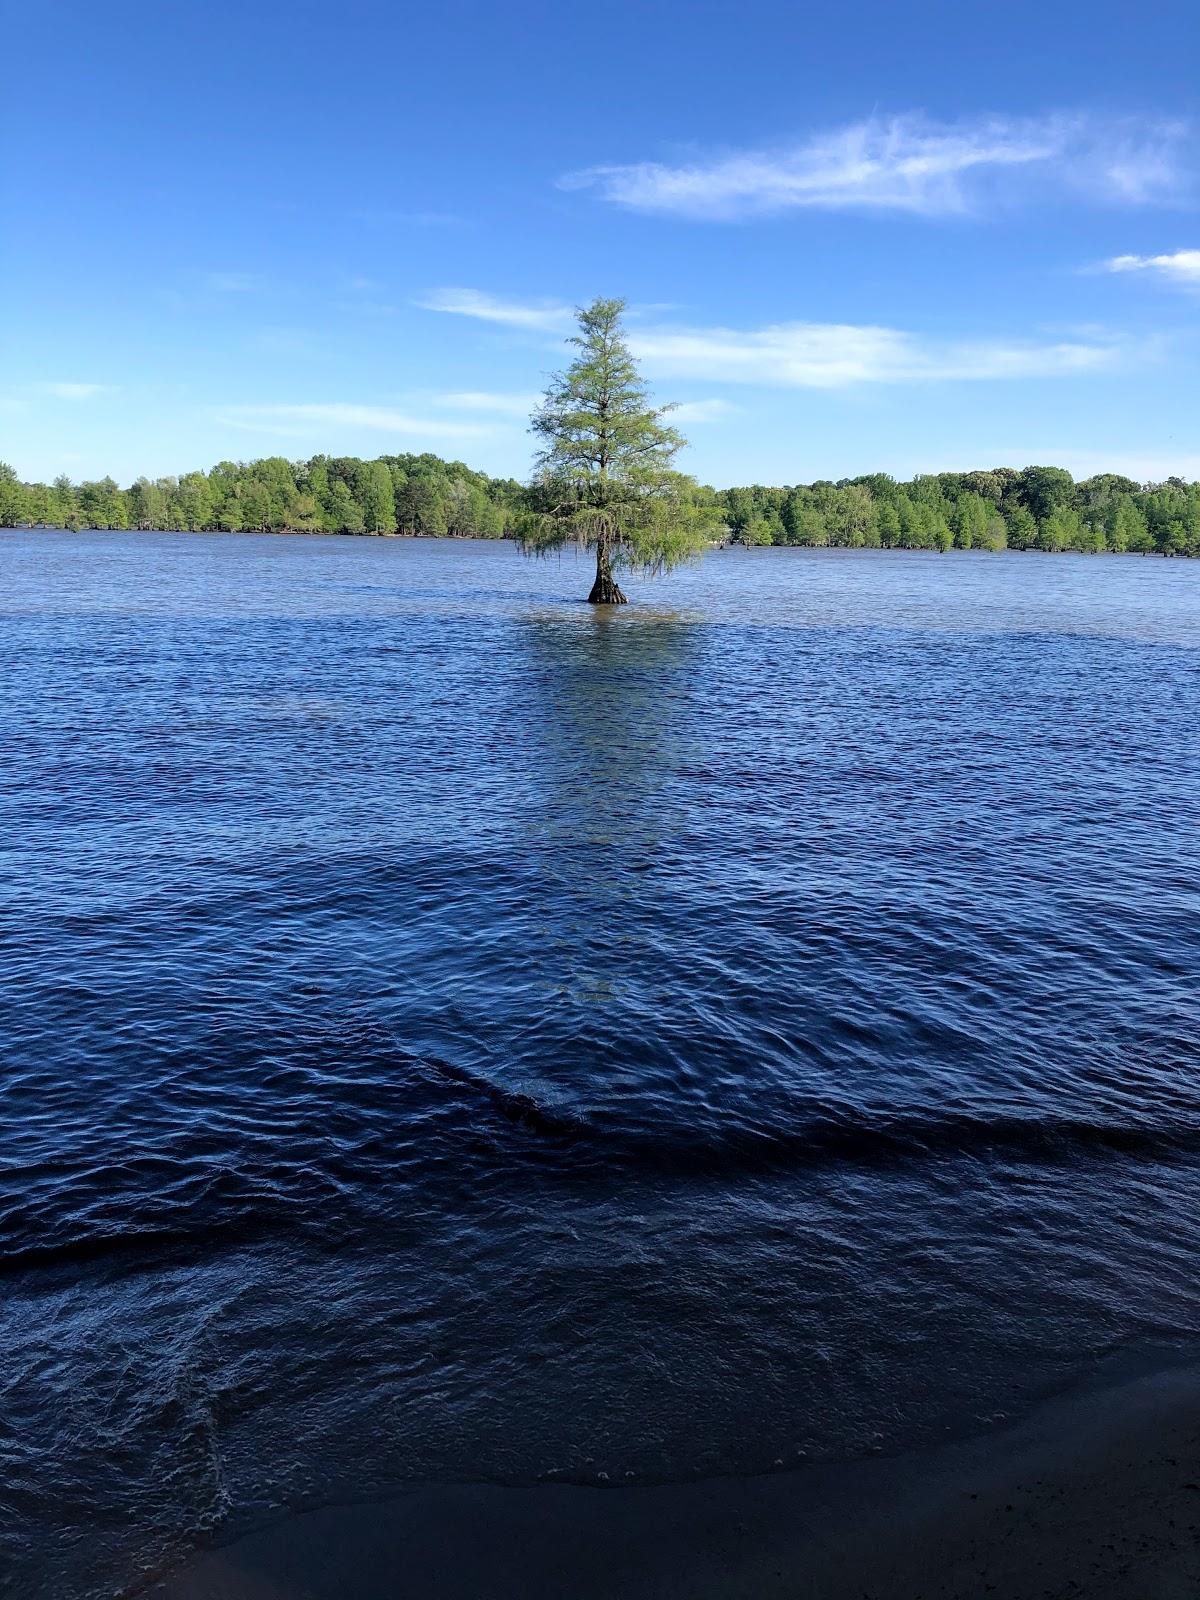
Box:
2;0;1198;489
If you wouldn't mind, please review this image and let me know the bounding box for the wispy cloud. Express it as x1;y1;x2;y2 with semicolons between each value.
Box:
562;113;1191;220
669;398;737;422
214;403;494;440
434;390;542;416
628;321;1132;387
417;282;1140;388
37;382;111;400
416;288;575;331
1103;248;1200;286
337;299;402;317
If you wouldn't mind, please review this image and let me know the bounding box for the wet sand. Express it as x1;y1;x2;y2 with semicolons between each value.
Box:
145;1364;1200;1600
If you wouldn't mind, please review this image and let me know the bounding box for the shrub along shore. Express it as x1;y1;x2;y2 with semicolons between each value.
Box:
2;454;1197;556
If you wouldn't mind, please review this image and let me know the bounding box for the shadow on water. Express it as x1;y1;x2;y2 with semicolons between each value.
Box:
513;605;702;854
499;605;704;1031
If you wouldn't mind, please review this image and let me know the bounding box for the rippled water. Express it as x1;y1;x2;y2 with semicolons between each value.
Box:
2;530;1199;1598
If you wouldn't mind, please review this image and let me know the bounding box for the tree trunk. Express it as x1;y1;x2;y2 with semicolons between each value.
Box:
587;542;627;604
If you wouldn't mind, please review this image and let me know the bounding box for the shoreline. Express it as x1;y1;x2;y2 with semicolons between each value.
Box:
1;525;1183;558
144;1360;1200;1599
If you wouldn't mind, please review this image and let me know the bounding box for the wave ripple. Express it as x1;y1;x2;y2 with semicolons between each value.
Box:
2;533;1199;1600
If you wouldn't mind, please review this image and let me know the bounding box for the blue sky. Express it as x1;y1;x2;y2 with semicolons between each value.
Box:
2;0;1198;488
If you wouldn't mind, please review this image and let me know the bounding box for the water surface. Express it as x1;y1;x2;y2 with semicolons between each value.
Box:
2;532;1198;1598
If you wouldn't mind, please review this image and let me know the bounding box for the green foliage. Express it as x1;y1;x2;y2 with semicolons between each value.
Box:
743;516;776;546
1019;465;1076;522
1;453;526;539
952;492;990;550
78;477;128;530
3;446;1197;564
1144;482;1200;557
1109;495;1150;553
286;492;323;533
714;465;1198;560
326;479;365;535
0;462;30;527
876;500;902;548
359;461;397;534
523;297;717;597
1005;504;1037;550
52;473;82;530
176;472;214;532
129;477;168;530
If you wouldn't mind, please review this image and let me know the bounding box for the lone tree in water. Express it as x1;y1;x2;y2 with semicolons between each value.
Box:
522;297;713;603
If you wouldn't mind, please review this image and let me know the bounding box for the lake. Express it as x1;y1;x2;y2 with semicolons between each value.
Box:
2;530;1199;1599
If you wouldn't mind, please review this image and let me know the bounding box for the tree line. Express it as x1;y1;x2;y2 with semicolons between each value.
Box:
715;467;1200;557
1;455;1197;557
0;454;527;539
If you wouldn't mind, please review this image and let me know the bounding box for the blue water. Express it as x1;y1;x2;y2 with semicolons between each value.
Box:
2;530;1199;1599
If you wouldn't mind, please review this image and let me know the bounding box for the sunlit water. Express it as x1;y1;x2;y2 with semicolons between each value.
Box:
2;531;1199;1598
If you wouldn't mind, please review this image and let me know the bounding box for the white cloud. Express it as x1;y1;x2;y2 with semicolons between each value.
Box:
37;382;110;400
417;283;1138;390
338;299;401;317
427;384;734;425
628;321;1126;387
1103;248;1200;286
669;398;737;422
562;113;1190;220
416;288;575;331
434;390;542;416
214;403;494;440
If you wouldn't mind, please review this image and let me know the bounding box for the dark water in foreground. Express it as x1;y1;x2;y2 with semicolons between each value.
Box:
2;531;1199;1597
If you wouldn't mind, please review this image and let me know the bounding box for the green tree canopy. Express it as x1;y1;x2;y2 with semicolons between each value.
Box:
0;462;30;528
3;447;1197;561
360;461;397;534
522;296;715;603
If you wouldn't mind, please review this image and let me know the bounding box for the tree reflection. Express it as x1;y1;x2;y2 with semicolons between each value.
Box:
511;606;701;1018
515;606;700;852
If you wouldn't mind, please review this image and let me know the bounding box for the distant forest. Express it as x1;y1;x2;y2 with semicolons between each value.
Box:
1;454;1198;556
